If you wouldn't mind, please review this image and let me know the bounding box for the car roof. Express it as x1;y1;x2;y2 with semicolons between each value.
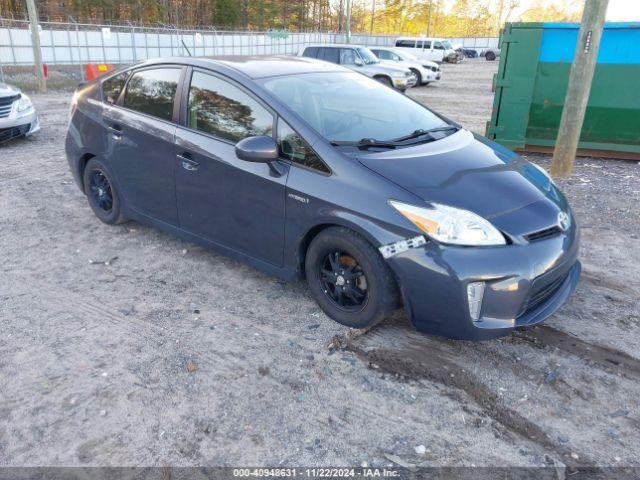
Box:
302;43;367;49
138;55;347;79
395;36;445;41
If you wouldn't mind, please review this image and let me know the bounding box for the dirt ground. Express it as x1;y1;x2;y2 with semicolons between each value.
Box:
1;59;639;471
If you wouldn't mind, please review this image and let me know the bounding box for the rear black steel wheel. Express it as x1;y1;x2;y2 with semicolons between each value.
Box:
83;158;126;225
305;226;399;329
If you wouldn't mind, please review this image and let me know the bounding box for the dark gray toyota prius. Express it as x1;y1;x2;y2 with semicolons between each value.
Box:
66;55;580;340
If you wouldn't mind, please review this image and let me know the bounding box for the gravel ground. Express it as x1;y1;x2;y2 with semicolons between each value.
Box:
1;59;639;470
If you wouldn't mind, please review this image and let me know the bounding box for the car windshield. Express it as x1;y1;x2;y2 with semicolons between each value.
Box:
357;47;380;64
442;40;453;49
262;72;450;144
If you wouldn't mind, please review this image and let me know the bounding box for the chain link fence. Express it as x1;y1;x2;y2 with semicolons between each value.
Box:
0;17;498;82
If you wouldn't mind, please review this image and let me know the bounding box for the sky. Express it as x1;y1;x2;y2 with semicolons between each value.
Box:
606;0;640;21
435;0;640;21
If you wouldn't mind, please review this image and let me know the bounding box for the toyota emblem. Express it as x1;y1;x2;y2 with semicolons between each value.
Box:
557;211;570;232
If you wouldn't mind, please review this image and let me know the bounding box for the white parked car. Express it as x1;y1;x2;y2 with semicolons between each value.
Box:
0;83;40;144
298;44;416;91
394;37;459;63
369;47;441;86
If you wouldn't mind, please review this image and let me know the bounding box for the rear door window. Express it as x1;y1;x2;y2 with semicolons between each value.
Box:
187;71;273;143
319;47;340;64
102;71;129;105
123;68;181;121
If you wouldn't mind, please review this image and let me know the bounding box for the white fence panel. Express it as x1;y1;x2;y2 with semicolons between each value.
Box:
0;20;498;67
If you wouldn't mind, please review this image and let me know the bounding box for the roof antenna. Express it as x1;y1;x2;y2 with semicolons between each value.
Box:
182;39;192;56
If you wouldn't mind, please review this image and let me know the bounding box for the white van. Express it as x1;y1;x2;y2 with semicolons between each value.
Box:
394;37;457;63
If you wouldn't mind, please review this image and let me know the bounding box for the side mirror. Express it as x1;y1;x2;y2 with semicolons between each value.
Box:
235;135;278;163
354;57;364;66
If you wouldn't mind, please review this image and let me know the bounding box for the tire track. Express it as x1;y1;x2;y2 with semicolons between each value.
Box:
330;327;597;470
513;325;640;382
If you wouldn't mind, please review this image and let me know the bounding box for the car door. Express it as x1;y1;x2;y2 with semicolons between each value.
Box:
104;66;184;225
174;68;288;266
432;41;446;62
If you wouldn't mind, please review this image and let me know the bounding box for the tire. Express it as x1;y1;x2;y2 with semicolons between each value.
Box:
305;226;399;329
486;51;496;61
375;76;393;88
83;157;126;225
410;69;422;86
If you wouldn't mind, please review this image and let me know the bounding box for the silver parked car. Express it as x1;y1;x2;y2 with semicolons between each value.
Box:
298;44;416;91
370;47;441;86
0;83;40;144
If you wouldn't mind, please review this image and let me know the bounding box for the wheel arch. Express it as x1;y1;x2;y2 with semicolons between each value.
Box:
77;153;96;194
372;74;392;84
295;213;406;280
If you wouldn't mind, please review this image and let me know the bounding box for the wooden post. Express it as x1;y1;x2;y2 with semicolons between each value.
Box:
550;0;608;178
26;0;46;93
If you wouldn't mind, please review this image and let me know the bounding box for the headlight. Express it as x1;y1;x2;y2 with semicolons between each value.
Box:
16;94;33;113
389;200;506;246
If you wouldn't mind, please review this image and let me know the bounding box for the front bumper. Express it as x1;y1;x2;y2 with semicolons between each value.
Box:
0;109;40;144
387;223;580;340
392;76;414;91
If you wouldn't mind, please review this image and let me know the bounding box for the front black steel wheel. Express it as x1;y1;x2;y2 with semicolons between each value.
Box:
305;227;399;329
83;158;126;225
319;250;369;312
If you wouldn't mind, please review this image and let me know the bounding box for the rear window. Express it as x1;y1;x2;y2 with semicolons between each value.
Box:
395;39;415;48
102;72;129;105
303;47;318;58
123;68;181;122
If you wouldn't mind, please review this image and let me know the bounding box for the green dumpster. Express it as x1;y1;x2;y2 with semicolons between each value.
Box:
486;22;640;159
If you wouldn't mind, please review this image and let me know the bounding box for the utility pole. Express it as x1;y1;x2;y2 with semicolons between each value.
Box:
550;0;608;178
26;0;46;93
345;0;351;43
425;0;432;36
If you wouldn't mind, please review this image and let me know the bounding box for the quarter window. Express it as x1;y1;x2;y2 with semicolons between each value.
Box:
123;68;181;121
303;47;318;58
278;119;329;174
102;71;129;105
395;39;415;48
187;71;273;143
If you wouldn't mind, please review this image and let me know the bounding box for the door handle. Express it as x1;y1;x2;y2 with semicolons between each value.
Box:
177;153;199;171
107;124;123;140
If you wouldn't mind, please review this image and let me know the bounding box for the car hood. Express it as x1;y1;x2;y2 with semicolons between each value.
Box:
0;82;20;98
369;62;410;75
357;129;569;235
382;59;430;71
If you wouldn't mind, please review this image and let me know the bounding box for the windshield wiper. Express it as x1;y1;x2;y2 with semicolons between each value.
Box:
392;125;461;143
331;138;398;149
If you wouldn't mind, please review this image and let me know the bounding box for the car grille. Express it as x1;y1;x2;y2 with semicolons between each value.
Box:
519;271;568;318
0;123;30;144
0;94;19;118
524;226;561;242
